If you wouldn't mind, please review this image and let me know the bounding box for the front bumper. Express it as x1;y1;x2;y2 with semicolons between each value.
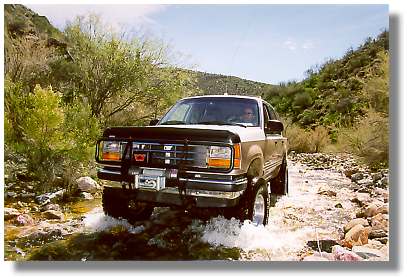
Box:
99;168;247;208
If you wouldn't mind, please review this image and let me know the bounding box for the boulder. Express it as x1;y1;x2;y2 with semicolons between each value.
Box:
42;210;65;221
344;224;370;247
76;177;99;193
14;214;34;226
5;207;21;220
332;245;364;261
344;218;369;233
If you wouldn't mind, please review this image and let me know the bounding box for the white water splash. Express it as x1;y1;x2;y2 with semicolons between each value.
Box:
82;207;144;234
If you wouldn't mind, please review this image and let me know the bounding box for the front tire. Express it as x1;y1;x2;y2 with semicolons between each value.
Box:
102;187;154;223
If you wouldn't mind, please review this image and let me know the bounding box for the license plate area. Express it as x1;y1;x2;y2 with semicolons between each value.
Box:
135;168;166;191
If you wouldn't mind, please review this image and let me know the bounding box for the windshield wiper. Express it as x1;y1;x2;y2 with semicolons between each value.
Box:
160;120;186;125
197;121;247;128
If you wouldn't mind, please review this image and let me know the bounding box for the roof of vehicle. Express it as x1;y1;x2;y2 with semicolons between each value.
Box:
181;94;263;102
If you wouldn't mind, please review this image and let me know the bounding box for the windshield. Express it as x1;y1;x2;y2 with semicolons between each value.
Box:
159;97;260;127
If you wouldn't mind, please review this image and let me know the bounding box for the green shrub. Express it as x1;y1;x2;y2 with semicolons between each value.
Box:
337;110;388;169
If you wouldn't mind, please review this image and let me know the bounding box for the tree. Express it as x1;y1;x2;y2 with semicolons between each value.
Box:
59;15;194;125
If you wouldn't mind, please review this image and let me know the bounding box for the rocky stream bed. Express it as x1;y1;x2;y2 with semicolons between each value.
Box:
4;153;390;261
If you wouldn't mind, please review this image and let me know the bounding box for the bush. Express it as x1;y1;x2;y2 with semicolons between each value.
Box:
285;124;312;153
337;110;388;169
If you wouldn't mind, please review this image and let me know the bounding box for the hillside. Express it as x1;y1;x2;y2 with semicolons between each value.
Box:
192;71;274;96
263;31;389;128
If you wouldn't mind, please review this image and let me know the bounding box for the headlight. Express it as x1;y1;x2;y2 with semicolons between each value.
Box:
209;146;231;159
99;141;126;161
208;146;232;169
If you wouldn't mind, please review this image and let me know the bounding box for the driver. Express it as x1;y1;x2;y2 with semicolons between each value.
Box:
240;107;255;124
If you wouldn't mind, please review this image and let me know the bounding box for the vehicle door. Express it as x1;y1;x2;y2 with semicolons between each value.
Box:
265;103;286;164
262;103;281;179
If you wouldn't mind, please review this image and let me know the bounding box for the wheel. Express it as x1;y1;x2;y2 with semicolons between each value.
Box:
102;187;154;223
251;182;269;226
230;181;270;226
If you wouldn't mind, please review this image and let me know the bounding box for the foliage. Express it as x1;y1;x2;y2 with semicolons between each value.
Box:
337;110;388;169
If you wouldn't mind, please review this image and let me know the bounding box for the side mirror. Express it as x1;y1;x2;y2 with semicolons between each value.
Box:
149;119;159;126
266;120;284;134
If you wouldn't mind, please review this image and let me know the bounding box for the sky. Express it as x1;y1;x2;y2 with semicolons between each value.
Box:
25;4;388;84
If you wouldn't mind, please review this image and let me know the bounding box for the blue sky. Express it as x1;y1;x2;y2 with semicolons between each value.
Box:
26;4;388;84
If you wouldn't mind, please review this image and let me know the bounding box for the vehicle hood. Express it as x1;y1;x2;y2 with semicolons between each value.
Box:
102;124;265;144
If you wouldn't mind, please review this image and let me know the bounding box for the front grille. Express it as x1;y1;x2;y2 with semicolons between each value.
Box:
132;142;208;168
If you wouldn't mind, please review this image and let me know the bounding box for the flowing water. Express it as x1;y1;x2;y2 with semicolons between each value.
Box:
5;159;372;261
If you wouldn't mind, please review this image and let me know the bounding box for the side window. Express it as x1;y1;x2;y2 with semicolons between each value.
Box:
262;103;270;129
266;104;277;120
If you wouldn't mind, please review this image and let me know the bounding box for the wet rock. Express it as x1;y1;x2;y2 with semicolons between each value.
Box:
5;207;21;220
35;189;66;205
344;224;370;247
40;203;61;212
42;210;65;221
351;173;364;182
15;214;34;226
332;245;364;261
76;177;100;193
80;192;94;200
306;240;338;253
344;218;369;233
352;246;384;259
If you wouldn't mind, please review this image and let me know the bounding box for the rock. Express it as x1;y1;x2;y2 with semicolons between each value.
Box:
380;176;389;187
307;240;338;253
371;173;382;182
4;207;21;220
15;214;34;226
318;190;337;197
344;168;358;178
80;192;94;200
40;203;61;212
344;218;369;233
357;178;374;187
303;252;334;261
20;192;36;199
6;192;17;198
344;224;370;247
332;245;364;261
351;173;364;182
364;203;379;217
335;203;343;208
35;189;66;205
371;213;388;232
352;245;384;259
42;210;65;221
76;177;99;193
376;205;389;215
